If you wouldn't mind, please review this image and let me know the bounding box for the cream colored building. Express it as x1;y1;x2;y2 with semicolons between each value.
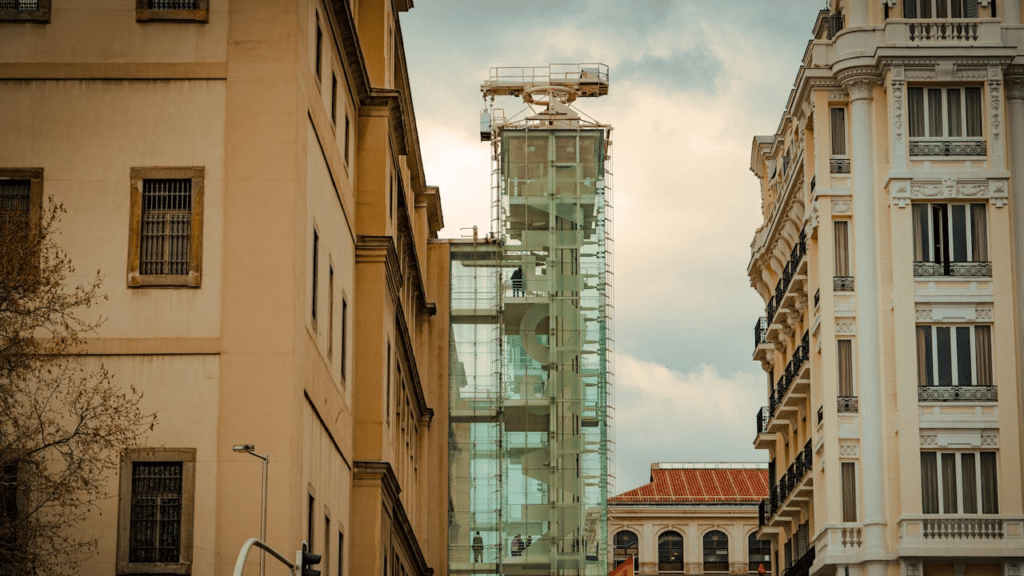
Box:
609;464;771;576
749;4;1024;576
0;1;448;576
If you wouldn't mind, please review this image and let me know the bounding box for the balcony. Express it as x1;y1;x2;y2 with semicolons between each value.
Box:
833;276;854;292
898;515;1024;557
913;261;992;278
760;440;813;528
753;317;773;364
829;158;850;174
837;396;858;413
884;18;1002;45
909;140;987;157
782;542;815;576
766;332;811;430
918;385;997;402
765;233;807;327
755;406;773;450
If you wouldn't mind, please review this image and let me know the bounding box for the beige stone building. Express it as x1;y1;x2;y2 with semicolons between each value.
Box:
609;464;771;576
748;4;1024;576
0;1;449;576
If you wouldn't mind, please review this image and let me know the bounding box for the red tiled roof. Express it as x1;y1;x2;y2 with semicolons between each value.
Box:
609;466;769;504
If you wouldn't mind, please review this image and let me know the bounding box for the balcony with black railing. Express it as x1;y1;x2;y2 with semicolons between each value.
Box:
782;546;816;576
918;386;997;402
765;332;811;432
765;232;807;327
755;406;773;450
913;261;992;278
837;396;858;413
759;440;813;528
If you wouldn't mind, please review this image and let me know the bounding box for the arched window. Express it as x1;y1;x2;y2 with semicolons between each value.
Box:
658;531;683;572
748;534;771;573
614;531;639;571
703;530;729;572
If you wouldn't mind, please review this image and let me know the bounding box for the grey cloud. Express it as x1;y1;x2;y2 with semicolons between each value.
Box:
615;47;722;94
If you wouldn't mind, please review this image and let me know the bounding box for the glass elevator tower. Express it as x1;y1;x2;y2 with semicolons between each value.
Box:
449;64;613;576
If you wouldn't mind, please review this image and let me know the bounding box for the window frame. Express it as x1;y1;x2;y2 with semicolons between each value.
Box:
657;530;684;573
702;530;729;573
908;86;984;139
916;324;993;388
904;0;980;18
136;0;209;22
0;0;49;22
116;447;196;576
747;535;771;574
921;450;998;514
912;202;989;268
128;167;204;288
613;530;639;572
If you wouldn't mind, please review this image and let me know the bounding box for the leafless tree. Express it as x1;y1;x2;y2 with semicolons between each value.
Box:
0;199;156;575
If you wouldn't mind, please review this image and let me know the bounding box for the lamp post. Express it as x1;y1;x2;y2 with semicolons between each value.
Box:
233;444;268;576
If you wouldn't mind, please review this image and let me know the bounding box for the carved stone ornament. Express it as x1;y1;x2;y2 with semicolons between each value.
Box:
981;433;998;447
908;179;1008;207
828;90;849;102
989;78;1003;145
906;68;937;81
891;77;905;144
832;199;852;214
807;204;820;234
891;182;911;208
836;321;856;335
839;443;859;457
916;308;933;321
1006;563;1023;576
954;68;988;81
990;180;1009;208
920;435;938;447
977;308;994;320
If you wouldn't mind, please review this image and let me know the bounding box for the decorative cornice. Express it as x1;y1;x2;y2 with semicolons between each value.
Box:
837;67;881;101
354;461;435;576
356;236;403;300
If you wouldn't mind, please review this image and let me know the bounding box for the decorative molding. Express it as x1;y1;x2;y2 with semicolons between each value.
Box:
916;308;933;321
836;321;856;335
891;74;905;145
954;68;988;81
828;90;849;102
890;182;911;208
981;433;998;447
906;178;1009;207
920;435;938;447
1006;563;1023;576
906;68;937;81
838;67;882;101
989;76;1003;145
839;442;859;457
977;308;994;320
905;562;924;576
1005;69;1024;100
832;199;851;214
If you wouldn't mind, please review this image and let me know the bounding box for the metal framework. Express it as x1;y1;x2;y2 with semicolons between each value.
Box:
450;64;613;576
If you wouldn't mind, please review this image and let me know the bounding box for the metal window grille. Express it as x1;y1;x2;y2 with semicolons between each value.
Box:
0;180;30;213
0;1;39;9
140;179;191;276
148;0;198;8
129;462;183;563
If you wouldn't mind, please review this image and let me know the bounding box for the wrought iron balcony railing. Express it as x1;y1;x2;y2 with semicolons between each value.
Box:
768;332;810;420
913;261;992;278
833;276;854;292
757;406;769;435
782;546;815;576
910;139;986;157
918;386;997;402
0;0;39;8
830;158;850;174
760;441;812;527
837;396;859;413
148;0;199;8
755;317;768;348
766;233;806;324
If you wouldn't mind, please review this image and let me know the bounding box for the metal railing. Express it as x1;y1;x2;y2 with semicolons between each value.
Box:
766;233;806;324
909;19;979;41
913;261;992;278
830;158;850;174
918;386;997;402
910;139;986;156
783;546;815;576
148;0;198;8
767;332;810;420
833;276;855;292
0;0;38;8
755;317;768;348
837;396;859;413
760;441;812;528
757;406;769;435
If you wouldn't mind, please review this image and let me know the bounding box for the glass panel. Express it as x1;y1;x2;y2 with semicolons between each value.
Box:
951;0;964;17
956;326;972;386
941;453;958;513
965;87;983;137
951;204;968;262
936;0;949;17
927;89;944;137
980;452;999;513
841;463;858;521
936;327;952;387
904;0;919;19
909;88;925;137
947;89;962;137
834;221;850;276
961;453;978;513
932;204;948;264
838;340;854;396
922;0;933;18
658;531;683;572
921;452;939;514
703;531;729;572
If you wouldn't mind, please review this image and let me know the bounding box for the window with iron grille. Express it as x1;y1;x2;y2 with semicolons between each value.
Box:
0;180;31;232
0;0;49;21
128;168;204;287
703;530;729;572
136;0;207;21
117;448;194;575
0;169;43;280
658;531;683;572
0;462;20;564
908;87;985;156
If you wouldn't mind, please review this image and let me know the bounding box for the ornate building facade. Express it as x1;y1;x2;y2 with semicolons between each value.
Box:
749;4;1024;576
0;1;449;575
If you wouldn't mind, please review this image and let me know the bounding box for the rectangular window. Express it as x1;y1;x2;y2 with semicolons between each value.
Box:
128;168;204;287
0;169;43;278
344;114;351;166
921;451;998;514
912;203;988;272
314;14;323;82
328;266;335;355
117;448;195;575
908;86;983;138
904;0;980;18
916;324;992;387
341;298;348;379
338;532;344;576
324;515;330;575
386;342;392;424
838;340;854;396
312;231;319;322
331;73;338;124
831;108;847;156
834;220;851;277
307;494;315;552
0;462;20;562
841;462;858;521
136;0;209;22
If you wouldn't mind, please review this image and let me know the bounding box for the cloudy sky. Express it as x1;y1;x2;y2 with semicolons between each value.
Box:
401;0;825;492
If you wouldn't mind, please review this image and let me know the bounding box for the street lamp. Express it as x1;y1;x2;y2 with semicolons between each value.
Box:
233;444;269;576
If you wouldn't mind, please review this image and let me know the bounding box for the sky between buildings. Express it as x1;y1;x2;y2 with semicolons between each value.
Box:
402;0;827;492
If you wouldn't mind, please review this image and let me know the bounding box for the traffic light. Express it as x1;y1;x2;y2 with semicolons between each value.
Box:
300;542;321;576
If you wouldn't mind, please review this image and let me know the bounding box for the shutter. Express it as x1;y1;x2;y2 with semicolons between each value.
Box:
904;0;918;18
964;0;979;18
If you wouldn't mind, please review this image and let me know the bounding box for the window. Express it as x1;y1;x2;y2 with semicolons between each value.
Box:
117;448;195;575
307;494;315;551
916;324;993;388
913;203;989;276
830;108;850;174
833;220;853;291
838;340;854;396
613;531;639;571
703;531;729;572
314;13;323;82
904;0;980;18
341;298;348;379
312;230;320;322
344;114;352;166
0;461;21;565
136;0;209;22
908;87;984;155
748;536;771;573
0;0;49;22
332;73;339;124
128;168;204;287
1;169;43;277
324;514;330;575
658;531;683;572
841;462;858;521
338;532;344;576
921;451;998;514
328;266;335;355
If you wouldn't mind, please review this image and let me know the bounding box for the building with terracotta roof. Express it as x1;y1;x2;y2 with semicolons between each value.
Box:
609;463;772;576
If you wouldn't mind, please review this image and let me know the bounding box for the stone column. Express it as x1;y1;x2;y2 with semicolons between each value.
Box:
847;0;868;27
1002;0;1021;25
839;67;886;573
1004;68;1024;489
